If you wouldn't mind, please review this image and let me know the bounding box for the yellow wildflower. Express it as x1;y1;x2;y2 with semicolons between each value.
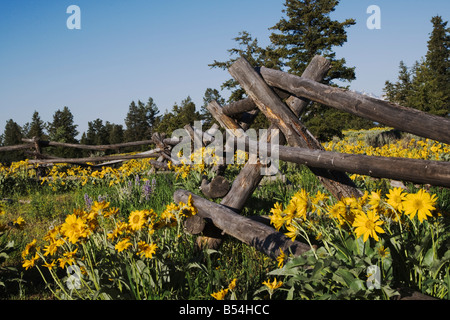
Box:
128;210;147;231
228;278;237;291
115;238;132;252
402;189;437;223
211;288;229;300
386;187;407;212
60;214;87;244
276;248;286;268
137;241;157;259
262;278;283;291
23;253;39;270
353;209;385;242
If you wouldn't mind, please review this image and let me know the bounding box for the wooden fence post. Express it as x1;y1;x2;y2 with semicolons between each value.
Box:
228;57;362;200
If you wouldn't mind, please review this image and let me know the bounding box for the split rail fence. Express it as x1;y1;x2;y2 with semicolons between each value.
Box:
1;55;449;300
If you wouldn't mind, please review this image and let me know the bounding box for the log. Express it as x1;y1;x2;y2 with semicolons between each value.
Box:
259;67;450;145
174;189;312;259
229;57;362;199
222;97;257;116
220;126;282;211
200;175;230;199
0;143;34;152
280;55;331;116
248;140;450;187
207;101;246;138
27;151;162;165
222;55;331;119
184;124;206;148
21;138;155;151
219;56;335;211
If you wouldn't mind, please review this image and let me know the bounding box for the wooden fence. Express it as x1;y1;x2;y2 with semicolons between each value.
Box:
1;55;448;300
175;56;448;300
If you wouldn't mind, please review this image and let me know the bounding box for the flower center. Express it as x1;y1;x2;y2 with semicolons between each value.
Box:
365;220;375;230
132;215;141;224
413;199;424;210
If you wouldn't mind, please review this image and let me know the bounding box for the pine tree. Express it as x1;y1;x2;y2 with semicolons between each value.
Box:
209;31;282;103
105;122;124;145
27;111;47;140
47;106;79;158
409;16;449;117
155;96;202;135
82;119;109;146
270;0;356;81
385;16;449;118
1;119;24;163
124;98;160;143
269;0;372;140
383;61;413;106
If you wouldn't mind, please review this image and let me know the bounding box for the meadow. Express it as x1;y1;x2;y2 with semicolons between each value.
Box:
0;127;449;300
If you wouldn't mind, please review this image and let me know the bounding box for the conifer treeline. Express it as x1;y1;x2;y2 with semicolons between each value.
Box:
0;94;214;163
1;1;448;164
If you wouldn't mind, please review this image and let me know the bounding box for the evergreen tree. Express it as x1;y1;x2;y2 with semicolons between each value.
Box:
1;119;24;163
2;119;23;146
27;111;47;140
105;122;124;145
209;31;282;103
47;106;79;158
155;96;202;135
269;0;372;141
409;16;449;117
124;98;160;142
383;61;412;106
384;16;449;118
270;0;356;81
83;119;109;146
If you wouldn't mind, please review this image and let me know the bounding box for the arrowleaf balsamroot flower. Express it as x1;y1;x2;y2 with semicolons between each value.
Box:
386;187;407;212
402;189;437;223
137;241;157;259
211;288;229;300
128;210;147;231
353;209;385;242
60;213;88;244
262;278;283;291
115;238;132;252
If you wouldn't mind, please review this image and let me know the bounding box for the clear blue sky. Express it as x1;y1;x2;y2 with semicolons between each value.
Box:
1;0;449;137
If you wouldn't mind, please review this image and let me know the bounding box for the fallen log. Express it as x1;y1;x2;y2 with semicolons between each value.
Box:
174;189;312;259
259;67;450;145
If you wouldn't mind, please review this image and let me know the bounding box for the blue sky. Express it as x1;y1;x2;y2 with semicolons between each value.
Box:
1;0;449;137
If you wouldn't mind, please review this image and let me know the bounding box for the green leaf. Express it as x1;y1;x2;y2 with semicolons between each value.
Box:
423;248;435;267
333;269;355;287
350;279;366;293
